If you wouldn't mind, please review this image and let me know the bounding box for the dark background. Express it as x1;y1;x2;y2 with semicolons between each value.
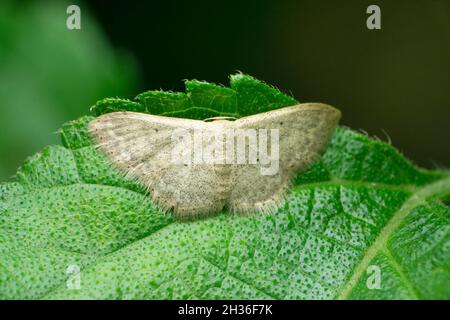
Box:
87;0;450;167
0;0;449;180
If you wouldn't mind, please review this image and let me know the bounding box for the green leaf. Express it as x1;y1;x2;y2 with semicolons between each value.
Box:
1;74;449;300
0;1;139;181
93;73;297;120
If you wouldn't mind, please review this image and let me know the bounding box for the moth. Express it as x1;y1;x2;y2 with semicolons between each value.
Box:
89;103;341;219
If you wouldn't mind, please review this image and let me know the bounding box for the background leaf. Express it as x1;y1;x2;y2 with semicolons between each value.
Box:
0;75;449;300
0;0;139;181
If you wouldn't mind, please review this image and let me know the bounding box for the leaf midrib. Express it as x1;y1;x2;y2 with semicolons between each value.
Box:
16;175;449;299
336;175;450;299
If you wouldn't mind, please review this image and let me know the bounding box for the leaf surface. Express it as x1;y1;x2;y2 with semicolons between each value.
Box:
1;74;449;300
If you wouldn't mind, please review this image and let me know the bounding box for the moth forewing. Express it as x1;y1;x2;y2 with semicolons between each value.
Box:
89;112;227;219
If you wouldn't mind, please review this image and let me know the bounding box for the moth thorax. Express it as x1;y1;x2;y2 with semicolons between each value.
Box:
204;116;237;122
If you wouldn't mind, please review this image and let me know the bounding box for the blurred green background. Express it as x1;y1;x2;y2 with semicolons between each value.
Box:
0;0;449;181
